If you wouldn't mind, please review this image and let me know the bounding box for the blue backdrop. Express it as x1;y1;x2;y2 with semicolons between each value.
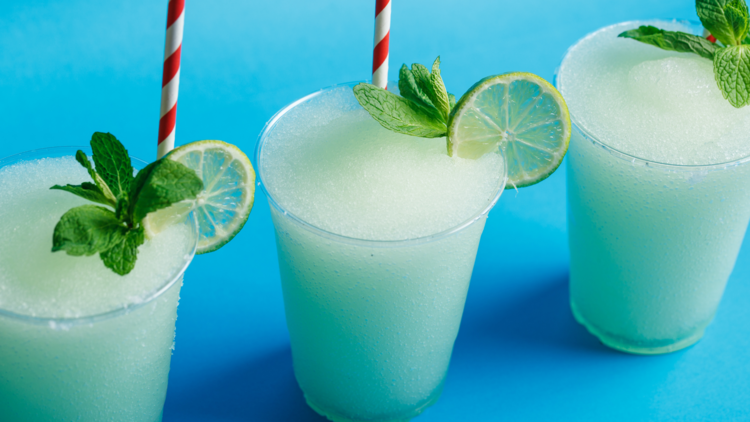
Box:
1;1;747;421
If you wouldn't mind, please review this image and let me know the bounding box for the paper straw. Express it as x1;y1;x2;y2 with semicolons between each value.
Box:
372;0;391;89
157;0;185;159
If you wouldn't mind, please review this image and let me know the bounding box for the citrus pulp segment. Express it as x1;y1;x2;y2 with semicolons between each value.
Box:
448;72;570;188
145;140;255;254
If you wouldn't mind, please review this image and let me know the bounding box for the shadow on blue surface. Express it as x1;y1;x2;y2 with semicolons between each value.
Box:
165;347;326;422
459;269;614;355
441;269;691;420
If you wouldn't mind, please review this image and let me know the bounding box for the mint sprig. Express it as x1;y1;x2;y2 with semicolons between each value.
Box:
353;57;456;139
697;0;749;46
618;0;750;107
51;132;203;275
618;26;720;60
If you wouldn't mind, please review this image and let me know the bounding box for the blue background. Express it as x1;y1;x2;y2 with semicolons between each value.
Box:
1;1;748;420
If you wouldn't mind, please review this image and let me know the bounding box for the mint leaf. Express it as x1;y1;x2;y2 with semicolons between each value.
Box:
698;0;747;46
397;64;446;124
91;132;133;199
449;93;456;110
428;57;451;122
130;159;203;222
400;58;452;122
726;0;750;43
411;63;434;98
353;83;447;138
412;62;448;119
618;26;720;60
714;44;750;107
129;160;158;206
398;64;436;110
51;182;114;207
52;205;127;256
100;226;144;275
75;150;116;203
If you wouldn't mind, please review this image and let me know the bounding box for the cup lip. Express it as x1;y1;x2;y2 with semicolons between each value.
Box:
555;18;750;172
0;146;199;327
254;81;508;248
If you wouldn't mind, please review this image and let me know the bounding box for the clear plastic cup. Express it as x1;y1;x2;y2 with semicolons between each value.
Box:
556;21;750;354
256;83;507;421
0;147;198;421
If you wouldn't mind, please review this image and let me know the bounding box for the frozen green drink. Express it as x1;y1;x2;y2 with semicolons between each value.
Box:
257;84;507;422
557;21;750;354
0;148;197;421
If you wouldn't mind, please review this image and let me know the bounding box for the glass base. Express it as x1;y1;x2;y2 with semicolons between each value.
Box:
304;389;443;422
570;300;705;355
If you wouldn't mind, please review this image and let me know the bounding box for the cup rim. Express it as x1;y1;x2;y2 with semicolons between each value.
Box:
0;146;198;327
555;19;750;172
254;81;508;248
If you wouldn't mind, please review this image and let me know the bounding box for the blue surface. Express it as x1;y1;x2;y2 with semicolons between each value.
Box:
1;1;748;420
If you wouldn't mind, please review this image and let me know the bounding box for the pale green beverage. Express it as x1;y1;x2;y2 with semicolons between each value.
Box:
257;84;506;422
0;148;197;421
557;21;750;354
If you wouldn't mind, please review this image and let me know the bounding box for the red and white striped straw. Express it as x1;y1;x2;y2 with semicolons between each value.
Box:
372;0;391;89
157;0;185;159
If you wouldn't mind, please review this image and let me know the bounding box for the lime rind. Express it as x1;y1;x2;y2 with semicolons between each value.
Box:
448;72;571;188
158;140;255;254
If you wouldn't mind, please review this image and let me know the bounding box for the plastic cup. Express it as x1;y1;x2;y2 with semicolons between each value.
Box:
556;21;750;354
256;84;507;422
0;147;198;421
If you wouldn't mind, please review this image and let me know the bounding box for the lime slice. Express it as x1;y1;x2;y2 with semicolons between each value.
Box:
143;140;255;254
448;72;571;188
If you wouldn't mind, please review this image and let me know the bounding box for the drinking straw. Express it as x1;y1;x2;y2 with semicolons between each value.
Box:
372;0;391;89
157;0;185;159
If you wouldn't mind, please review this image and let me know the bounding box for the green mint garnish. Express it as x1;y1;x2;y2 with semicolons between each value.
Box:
714;44;750;106
618;26;720;60
129;159;204;223
53;150;118;205
51;181;116;207
353;57;455;139
618;0;750;107
99;227;145;276
427;58;452;122
697;0;749;46
398;63;438;113
90;132;134;199
52;205;128;256
51;132;203;275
